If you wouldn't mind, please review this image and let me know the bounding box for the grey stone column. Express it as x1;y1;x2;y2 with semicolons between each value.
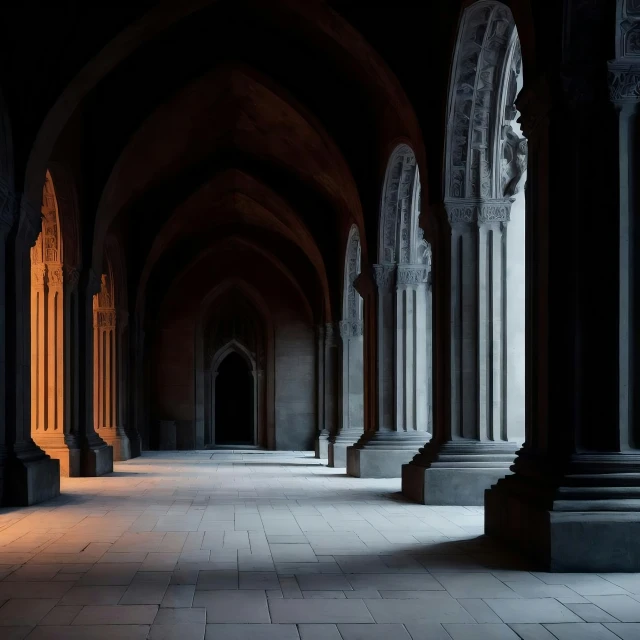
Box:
347;264;430;478
5;199;60;504
314;324;328;458
0;182;16;504
129;315;144;455
79;270;113;476
323;323;339;450
328;319;364;467
484;21;640;569
609;63;639;451
402;201;517;505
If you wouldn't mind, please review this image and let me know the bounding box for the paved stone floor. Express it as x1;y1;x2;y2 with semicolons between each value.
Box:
0;451;639;639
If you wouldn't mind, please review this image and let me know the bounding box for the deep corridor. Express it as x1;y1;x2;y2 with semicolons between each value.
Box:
0;451;639;640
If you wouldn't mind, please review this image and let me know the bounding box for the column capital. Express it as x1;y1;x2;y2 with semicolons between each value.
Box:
339;319;363;339
32;262;46;287
445;198;513;227
372;264;395;292
396;264;428;288
608;60;640;107
46;263;63;288
94;308;116;328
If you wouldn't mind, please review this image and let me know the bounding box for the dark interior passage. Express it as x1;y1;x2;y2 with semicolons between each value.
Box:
215;352;254;445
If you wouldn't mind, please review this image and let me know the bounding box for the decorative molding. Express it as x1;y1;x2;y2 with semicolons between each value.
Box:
94;309;116;328
46;264;63;287
340;319;363;339
325;322;338;347
31;263;46;287
397;265;428;287
372;264;395;292
608;62;640;103
445;199;513;226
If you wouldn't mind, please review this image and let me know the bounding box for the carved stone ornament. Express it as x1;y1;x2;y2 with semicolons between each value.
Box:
339;320;351;340
31;263;46;287
372;264;395;291
397;265;427;287
95;309;117;328
445;199;512;226
0;178;16;233
340;319;363;339
608;62;640;103
46;264;64;287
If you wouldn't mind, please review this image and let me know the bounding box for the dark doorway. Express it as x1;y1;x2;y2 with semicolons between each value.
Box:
215;352;254;445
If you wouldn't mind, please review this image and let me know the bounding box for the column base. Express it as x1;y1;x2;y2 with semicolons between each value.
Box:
33;434;82;477
315;431;330;459
485;451;640;571
102;430;132;462
328;429;364;468
346;431;428;478
402;440;517;505
7;444;60;506
81;434;113;476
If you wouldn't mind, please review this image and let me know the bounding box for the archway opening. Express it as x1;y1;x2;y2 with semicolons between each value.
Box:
214;351;255;446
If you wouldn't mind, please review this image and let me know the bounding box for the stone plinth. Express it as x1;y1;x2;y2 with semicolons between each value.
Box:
102;430;132;461
402;441;517;505
315;431;330;459
485;453;640;571
346;431;428;478
9;453;60;505
328;428;363;468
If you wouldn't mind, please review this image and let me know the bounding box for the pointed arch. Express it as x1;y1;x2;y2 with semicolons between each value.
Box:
444;1;526;206
343;225;363;325
378;144;421;265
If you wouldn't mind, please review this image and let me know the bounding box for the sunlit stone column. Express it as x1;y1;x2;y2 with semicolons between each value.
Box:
347;264;429;478
94;286;130;461
328;319;364;467
403;200;517;505
7;200;60;503
78;270;113;476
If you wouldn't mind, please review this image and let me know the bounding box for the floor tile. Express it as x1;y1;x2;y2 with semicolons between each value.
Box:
484;599;583;623
193;590;270;623
72;604;158;625
204;624;299;639
604;623;640;639
60;585;127;605
587;595;640;622
543;623;622;639
149;623;205;640
26;625;151;639
363;598;475;623
298;623;342;639
338;623;411;639
347;574;444;591
269;598;374;623
154;608;206;624
0;599;58;626
443;623;520;639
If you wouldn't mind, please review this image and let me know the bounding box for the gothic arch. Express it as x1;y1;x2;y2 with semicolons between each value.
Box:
444;1;526;209
210;340;259;447
195;279;274;449
343;225;363;328
378;144;421;266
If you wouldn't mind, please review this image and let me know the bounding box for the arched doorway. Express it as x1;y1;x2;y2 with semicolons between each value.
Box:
212;345;257;446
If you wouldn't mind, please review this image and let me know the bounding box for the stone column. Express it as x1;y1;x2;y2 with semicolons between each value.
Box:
323;323;339;451
314;324;328;458
30;263;81;476
6;200;60;504
347;264;430;478
328;319;364;467
129;315;144;455
79;270;113;476
484;41;640;569
94;299;130;461
0;182;16;504
62;266;82;475
403;201;517;505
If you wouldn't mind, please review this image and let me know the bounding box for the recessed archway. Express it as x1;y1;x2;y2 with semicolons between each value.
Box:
211;342;257;447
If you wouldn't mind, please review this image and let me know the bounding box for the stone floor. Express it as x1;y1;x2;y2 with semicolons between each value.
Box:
0;451;639;640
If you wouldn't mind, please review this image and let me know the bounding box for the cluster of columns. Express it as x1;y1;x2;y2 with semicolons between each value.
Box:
346;261;432;478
